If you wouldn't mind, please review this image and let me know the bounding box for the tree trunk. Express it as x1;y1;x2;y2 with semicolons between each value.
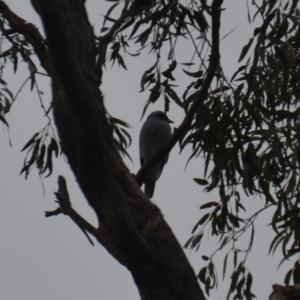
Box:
30;0;206;299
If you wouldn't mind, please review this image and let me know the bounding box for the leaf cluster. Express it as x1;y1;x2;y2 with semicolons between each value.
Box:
20;125;60;178
109;115;132;160
100;0;211;116
0;19;40;126
181;0;300;297
0;77;13;126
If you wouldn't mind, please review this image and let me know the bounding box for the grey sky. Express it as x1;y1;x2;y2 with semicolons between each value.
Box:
0;1;292;299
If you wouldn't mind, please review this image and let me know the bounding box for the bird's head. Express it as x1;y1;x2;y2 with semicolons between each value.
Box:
147;111;174;123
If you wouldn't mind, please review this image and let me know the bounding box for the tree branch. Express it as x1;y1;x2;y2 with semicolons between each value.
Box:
0;1;52;75
136;0;223;186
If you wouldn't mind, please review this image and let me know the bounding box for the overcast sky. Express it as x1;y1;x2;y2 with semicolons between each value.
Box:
0;1;294;299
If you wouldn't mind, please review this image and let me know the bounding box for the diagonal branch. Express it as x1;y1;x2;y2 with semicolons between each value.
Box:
135;0;223;186
0;1;52;75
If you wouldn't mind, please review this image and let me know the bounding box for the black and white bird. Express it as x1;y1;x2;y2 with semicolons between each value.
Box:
139;111;173;198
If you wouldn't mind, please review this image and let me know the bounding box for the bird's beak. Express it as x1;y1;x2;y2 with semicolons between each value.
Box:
167;117;174;123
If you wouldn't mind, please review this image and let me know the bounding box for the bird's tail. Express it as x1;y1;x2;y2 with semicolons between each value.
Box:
145;182;156;198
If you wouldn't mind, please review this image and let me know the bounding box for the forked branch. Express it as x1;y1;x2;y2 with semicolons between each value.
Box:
45;175;129;266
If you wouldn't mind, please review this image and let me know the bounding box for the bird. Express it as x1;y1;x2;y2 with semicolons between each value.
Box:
139;111;173;198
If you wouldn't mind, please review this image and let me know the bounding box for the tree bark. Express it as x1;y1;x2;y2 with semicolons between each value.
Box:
30;0;207;299
269;284;300;300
